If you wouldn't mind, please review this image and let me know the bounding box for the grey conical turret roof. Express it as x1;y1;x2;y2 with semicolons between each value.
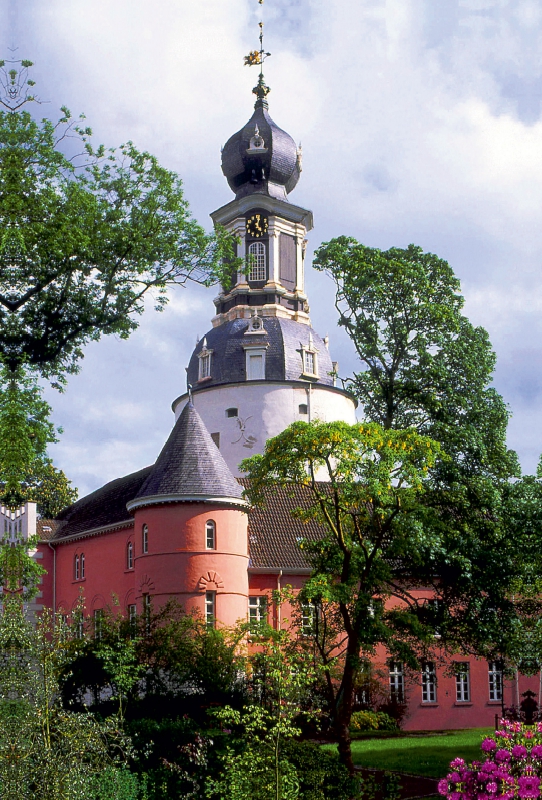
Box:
127;403;245;512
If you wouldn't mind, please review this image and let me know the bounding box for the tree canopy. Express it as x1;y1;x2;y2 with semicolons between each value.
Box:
312;238;519;483
0;101;237;381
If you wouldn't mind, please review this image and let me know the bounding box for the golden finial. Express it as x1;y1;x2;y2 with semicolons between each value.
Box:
243;3;271;107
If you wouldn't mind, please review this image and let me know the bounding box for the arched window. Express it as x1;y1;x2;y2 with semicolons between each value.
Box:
80;553;85;579
74;554;80;581
127;541;134;570
142;524;148;554
247;242;266;282
206;520;216;550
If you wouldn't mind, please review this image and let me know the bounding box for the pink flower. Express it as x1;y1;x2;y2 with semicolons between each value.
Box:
518;775;540;799
482;738;498;752
450;757;466;769
486;781;498;794
495;749;512;763
532;745;542;759
437;778;449;795
512;744;528;758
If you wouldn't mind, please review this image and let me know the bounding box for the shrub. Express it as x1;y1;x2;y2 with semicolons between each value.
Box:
350;711;398;732
281;740;362;800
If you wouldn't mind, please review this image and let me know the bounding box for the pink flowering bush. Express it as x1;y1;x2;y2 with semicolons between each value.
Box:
438;721;542;799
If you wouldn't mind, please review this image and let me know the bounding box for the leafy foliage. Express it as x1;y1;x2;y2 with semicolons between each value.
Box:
0;365;77;511
0;104;238;380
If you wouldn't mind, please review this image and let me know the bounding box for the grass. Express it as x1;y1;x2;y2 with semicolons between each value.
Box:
324;728;493;779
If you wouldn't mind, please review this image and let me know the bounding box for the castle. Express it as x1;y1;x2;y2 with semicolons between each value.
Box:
18;74;534;731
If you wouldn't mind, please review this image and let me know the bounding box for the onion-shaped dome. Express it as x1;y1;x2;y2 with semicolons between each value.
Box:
221;102;302;201
187;317;334;391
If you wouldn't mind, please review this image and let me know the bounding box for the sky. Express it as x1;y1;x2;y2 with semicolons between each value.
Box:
3;0;542;498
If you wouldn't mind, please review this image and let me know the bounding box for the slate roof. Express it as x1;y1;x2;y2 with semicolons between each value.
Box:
241;481;324;571
187;317;335;393
53;465;152;540
221;103;300;200
48;464;323;572
131;402;244;505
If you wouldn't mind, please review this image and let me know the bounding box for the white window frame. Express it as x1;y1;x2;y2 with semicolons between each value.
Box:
206;520;216;550
389;662;405;703
301;602;318;636
127;541;134;570
142;524;148;554
455;663;470;702
128;604;137;626
206;591;216;628
247;241;266;282
248;596;267;630
197;338;213;381
94;609;103;640
245;347;266;380
488;661;503;702
421;661;437;703
80;553;85;580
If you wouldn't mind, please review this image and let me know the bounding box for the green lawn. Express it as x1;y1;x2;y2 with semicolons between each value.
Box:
325;728;492;779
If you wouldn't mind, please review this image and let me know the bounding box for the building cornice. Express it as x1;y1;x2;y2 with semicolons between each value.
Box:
210;195;313;231
172;379;358;413
126;494;248;513
45;519;134;546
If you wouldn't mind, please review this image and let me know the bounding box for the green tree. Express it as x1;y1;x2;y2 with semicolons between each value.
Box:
242;421;441;773
0;365;77;513
0;63;238;382
312;239;518;482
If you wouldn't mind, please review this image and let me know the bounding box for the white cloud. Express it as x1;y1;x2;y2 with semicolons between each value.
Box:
6;0;542;490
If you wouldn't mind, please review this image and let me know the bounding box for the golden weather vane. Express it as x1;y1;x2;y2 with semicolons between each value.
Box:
244;0;271;105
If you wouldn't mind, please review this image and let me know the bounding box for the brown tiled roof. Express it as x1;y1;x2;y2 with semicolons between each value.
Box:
52;466;152;540
241;481;324;571
37;519;66;540
48;468;323;573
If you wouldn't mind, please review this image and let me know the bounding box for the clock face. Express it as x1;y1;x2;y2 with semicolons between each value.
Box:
246;214;269;238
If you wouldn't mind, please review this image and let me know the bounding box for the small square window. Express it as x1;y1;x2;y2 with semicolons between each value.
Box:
298;403;308;415
226;408;238;418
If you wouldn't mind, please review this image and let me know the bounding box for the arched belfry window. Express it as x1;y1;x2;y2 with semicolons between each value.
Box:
206;520;216;550
247;242;266;282
142;524;148;554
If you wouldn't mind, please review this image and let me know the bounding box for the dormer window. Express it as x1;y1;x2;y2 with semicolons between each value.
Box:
246;349;266;380
301;334;319;378
247;242;266;282
197;337;213;381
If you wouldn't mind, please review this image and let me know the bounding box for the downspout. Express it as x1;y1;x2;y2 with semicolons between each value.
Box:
48;542;56;624
306;385;312;423
276;570;283;631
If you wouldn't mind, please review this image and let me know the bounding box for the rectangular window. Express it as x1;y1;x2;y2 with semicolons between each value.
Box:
142;525;148;554
143;594;151;634
94;609;103;640
247;352;265;380
488;662;503;702
303;350;318;376
128;604;137;626
199;352;212;380
248;596;267;631
421;661;437;703
247;242;266;282
301;602;317;636
206;591;216;628
206;520;216;550
80;553;85;580
455;663;470;702
389;662;405;703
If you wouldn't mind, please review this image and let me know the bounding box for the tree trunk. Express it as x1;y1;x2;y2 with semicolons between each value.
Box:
333;646;357;775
